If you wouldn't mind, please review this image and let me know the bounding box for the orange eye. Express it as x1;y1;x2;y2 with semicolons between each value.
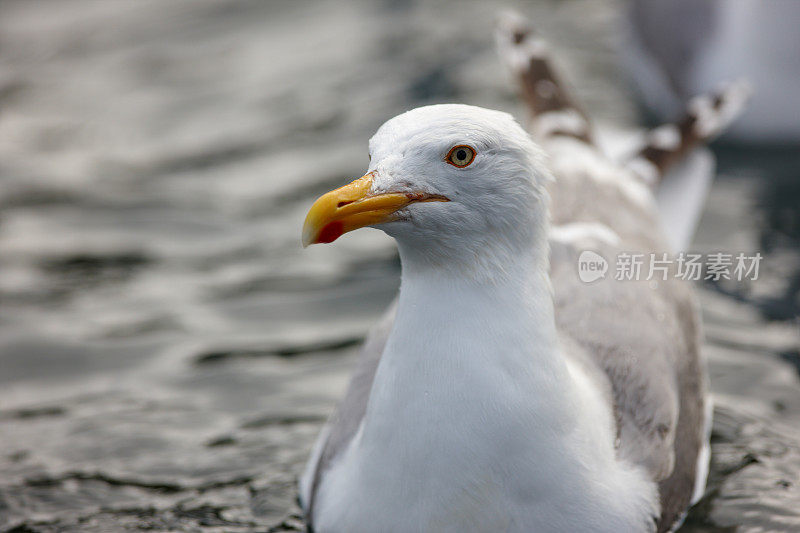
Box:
445;145;476;168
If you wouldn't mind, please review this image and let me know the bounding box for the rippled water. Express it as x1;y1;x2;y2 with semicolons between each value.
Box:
1;1;798;531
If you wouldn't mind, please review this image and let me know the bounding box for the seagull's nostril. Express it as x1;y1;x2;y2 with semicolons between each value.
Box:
337;200;354;208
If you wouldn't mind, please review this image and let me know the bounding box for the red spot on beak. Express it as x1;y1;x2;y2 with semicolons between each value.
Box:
317;221;344;243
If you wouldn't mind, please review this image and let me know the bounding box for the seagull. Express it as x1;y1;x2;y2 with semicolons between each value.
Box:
295;13;746;531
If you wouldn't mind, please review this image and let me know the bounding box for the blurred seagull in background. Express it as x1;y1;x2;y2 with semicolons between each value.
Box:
623;0;795;143
298;11;748;533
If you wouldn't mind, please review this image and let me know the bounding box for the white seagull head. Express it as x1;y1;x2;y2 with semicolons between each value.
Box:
303;104;551;278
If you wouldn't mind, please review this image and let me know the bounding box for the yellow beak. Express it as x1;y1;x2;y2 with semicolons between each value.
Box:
301;173;448;247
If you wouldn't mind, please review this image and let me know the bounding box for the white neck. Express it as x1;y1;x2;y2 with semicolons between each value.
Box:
362;244;573;443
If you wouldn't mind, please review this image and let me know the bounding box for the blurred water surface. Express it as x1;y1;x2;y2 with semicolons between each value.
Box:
1;1;799;531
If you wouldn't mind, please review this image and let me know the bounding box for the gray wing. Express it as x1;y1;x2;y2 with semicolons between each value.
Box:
546;147;708;532
302;299;396;525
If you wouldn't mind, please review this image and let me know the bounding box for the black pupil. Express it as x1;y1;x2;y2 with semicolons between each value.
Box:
456;149;467;161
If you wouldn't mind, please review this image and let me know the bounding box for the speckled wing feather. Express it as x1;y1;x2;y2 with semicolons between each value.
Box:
626;81;752;185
